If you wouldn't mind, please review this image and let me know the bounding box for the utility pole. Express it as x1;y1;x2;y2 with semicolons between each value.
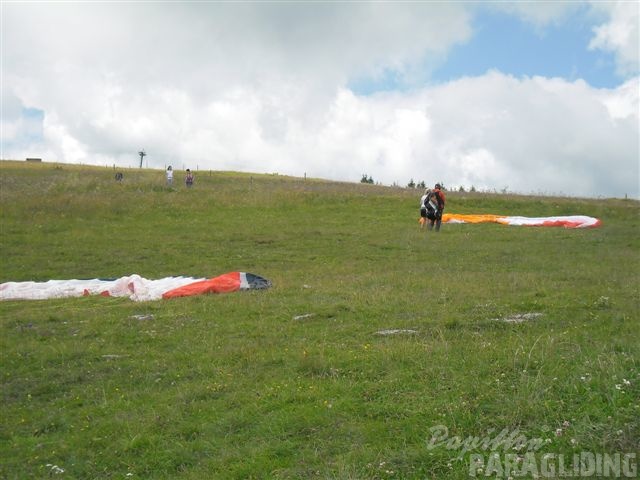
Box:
138;150;146;168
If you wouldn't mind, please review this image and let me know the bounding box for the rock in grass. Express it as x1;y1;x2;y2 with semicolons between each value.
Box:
375;329;418;335
497;313;543;323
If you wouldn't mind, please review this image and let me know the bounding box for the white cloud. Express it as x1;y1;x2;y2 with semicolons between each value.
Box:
2;2;470;164
598;76;640;119
487;1;583;28
423;73;638;197
589;1;640;77
295;73;637;197
1;3;638;198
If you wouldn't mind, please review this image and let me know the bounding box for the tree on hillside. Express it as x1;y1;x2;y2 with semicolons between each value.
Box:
407;178;416;188
417;180;426;189
360;174;374;184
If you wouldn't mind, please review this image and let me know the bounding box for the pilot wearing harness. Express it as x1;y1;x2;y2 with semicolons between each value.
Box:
420;183;446;232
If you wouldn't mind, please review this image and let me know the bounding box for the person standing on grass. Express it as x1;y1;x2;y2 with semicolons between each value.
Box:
419;188;434;229
429;183;446;231
185;169;194;188
166;165;173;186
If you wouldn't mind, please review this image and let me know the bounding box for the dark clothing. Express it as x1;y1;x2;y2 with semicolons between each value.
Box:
422;192;442;219
429;188;446;231
432;189;446;214
423;197;437;221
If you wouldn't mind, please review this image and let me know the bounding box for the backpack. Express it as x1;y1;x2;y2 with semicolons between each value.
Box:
424;193;437;210
423;194;438;219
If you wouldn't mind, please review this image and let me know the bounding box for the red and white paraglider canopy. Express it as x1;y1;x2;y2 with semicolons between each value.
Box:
440;213;601;228
0;272;271;302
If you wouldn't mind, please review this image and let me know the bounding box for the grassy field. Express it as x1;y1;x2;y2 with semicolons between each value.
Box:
1;160;638;479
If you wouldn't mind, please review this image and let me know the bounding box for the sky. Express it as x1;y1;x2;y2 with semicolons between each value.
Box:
1;1;639;198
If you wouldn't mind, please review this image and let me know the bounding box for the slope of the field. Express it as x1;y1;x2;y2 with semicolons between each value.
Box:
1;161;638;479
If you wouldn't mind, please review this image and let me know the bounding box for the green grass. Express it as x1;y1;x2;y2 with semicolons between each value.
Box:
1;160;638;479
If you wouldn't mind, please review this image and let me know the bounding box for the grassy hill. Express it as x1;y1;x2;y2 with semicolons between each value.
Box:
1;160;638;479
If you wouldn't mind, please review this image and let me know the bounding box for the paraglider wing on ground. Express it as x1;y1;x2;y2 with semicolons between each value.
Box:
0;272;272;302
440;214;601;228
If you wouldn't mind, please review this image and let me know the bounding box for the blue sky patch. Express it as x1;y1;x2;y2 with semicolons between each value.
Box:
432;8;619;88
3;107;45;153
349;7;621;95
21;107;45;142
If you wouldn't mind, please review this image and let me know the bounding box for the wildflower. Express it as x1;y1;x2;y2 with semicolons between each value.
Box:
555;428;563;436
623;379;631;386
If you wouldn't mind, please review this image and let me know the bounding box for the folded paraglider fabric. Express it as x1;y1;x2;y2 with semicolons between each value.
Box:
0;272;271;302
162;272;271;299
440;214;601;228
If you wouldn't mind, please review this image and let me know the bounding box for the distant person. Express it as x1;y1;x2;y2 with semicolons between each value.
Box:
166;166;173;186
419;188;434;229
429;183;446;232
185;169;194;188
115;172;123;182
